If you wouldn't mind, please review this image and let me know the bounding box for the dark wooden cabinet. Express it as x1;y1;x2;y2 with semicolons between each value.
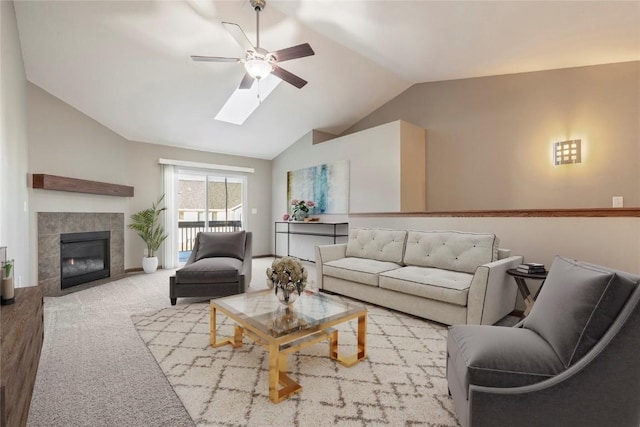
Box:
0;286;44;427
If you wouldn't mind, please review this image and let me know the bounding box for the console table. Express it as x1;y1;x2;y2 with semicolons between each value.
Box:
0;286;44;427
275;221;348;262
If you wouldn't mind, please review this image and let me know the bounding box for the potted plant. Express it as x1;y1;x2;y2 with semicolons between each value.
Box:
128;195;168;273
290;199;315;221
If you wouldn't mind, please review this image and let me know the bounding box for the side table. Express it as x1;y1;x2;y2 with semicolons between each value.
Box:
506;269;548;316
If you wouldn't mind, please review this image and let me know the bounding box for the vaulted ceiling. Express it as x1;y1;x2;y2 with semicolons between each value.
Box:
14;1;640;159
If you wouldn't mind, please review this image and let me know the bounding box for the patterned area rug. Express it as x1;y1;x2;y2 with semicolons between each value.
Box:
131;300;460;427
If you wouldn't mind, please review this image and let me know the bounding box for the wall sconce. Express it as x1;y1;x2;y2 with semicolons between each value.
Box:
554;139;581;165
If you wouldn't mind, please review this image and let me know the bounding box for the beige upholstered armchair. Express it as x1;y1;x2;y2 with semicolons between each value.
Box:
447;256;640;427
169;231;252;305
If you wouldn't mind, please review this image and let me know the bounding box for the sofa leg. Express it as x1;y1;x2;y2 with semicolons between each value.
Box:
170;298;177;306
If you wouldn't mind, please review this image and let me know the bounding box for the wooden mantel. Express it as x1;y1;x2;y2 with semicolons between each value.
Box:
31;174;134;197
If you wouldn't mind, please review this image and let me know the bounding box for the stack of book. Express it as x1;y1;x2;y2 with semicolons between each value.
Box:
517;262;546;274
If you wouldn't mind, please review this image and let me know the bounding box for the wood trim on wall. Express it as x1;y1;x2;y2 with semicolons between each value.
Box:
31;174;134;197
349;208;640;218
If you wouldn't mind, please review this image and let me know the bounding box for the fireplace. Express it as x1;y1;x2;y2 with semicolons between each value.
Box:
38;213;124;296
60;231;110;289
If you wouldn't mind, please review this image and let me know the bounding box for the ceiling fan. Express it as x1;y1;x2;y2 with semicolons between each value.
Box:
191;0;315;89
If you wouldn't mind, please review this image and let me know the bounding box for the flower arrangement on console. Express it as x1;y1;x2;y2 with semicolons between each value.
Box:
266;257;308;305
290;199;315;221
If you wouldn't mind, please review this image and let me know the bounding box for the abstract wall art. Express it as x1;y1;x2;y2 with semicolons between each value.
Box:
287;161;349;214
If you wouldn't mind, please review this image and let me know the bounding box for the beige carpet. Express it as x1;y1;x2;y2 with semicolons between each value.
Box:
27;259;278;427
132;298;460;426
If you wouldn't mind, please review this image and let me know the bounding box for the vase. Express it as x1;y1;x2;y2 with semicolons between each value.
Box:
293;210;307;221
275;285;298;306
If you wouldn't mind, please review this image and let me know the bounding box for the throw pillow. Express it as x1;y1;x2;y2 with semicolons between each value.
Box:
345;228;407;264
195;231;246;261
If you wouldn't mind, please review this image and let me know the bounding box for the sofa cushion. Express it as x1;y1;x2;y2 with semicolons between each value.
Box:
524;255;636;367
379;266;472;306
176;257;241;284
403;231;498;274
447;325;564;396
324;257;401;287
345;228;407;264
195;231;246;261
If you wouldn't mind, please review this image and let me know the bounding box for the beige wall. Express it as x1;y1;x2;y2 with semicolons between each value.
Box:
346;61;640;211
271;61;640;288
1;0;31;287
27;83;132;282
26;83;273;281
125;142;272;261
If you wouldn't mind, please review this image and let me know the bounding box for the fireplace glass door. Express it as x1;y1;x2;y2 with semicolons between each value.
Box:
60;231;110;289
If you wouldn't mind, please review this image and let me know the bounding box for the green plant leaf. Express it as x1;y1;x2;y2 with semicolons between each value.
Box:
128;195;168;258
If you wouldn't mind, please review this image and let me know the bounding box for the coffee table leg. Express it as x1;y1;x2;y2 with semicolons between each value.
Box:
209;303;217;346
210;302;243;348
331;314;367;367
268;343;302;403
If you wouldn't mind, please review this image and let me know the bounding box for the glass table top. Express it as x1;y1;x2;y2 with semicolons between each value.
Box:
212;289;366;338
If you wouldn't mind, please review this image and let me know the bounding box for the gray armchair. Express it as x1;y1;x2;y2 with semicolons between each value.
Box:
170;231;252;305
447;255;640;427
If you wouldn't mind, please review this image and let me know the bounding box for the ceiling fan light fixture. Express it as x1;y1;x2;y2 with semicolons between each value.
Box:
244;59;272;79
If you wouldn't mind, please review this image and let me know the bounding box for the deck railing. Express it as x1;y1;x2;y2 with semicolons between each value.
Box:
178;220;242;251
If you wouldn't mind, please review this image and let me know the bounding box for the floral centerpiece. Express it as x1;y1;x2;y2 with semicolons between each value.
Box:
266;257;308;305
290;199;315;221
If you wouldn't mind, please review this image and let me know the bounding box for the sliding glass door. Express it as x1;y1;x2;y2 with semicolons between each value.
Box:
176;170;245;263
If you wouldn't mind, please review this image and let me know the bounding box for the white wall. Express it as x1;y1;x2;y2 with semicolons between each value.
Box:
1;0;30;287
272;121;407;226
271;120;430;259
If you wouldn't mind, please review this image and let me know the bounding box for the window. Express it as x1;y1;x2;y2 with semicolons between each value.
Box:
175;170;246;264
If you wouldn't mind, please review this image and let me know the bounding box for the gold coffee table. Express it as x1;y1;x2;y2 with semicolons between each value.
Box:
210;289;367;403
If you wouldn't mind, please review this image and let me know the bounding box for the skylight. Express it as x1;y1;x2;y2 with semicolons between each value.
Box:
214;74;281;125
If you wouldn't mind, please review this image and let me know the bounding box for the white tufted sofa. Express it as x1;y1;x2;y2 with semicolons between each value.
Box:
315;228;523;325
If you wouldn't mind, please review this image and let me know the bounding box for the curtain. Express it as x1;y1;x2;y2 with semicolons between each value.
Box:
162;164;178;269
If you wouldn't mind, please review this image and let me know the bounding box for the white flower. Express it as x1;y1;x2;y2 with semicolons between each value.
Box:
265;256;307;296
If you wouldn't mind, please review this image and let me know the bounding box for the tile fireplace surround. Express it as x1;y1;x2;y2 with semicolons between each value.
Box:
38;212;125;296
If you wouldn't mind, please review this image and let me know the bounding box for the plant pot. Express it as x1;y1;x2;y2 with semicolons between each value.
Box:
142;256;159;274
293;211;307;221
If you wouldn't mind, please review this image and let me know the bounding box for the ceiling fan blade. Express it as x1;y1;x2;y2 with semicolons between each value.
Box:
191;55;241;63
270;43;315;63
222;22;255;53
238;73;255;89
271;65;307;89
